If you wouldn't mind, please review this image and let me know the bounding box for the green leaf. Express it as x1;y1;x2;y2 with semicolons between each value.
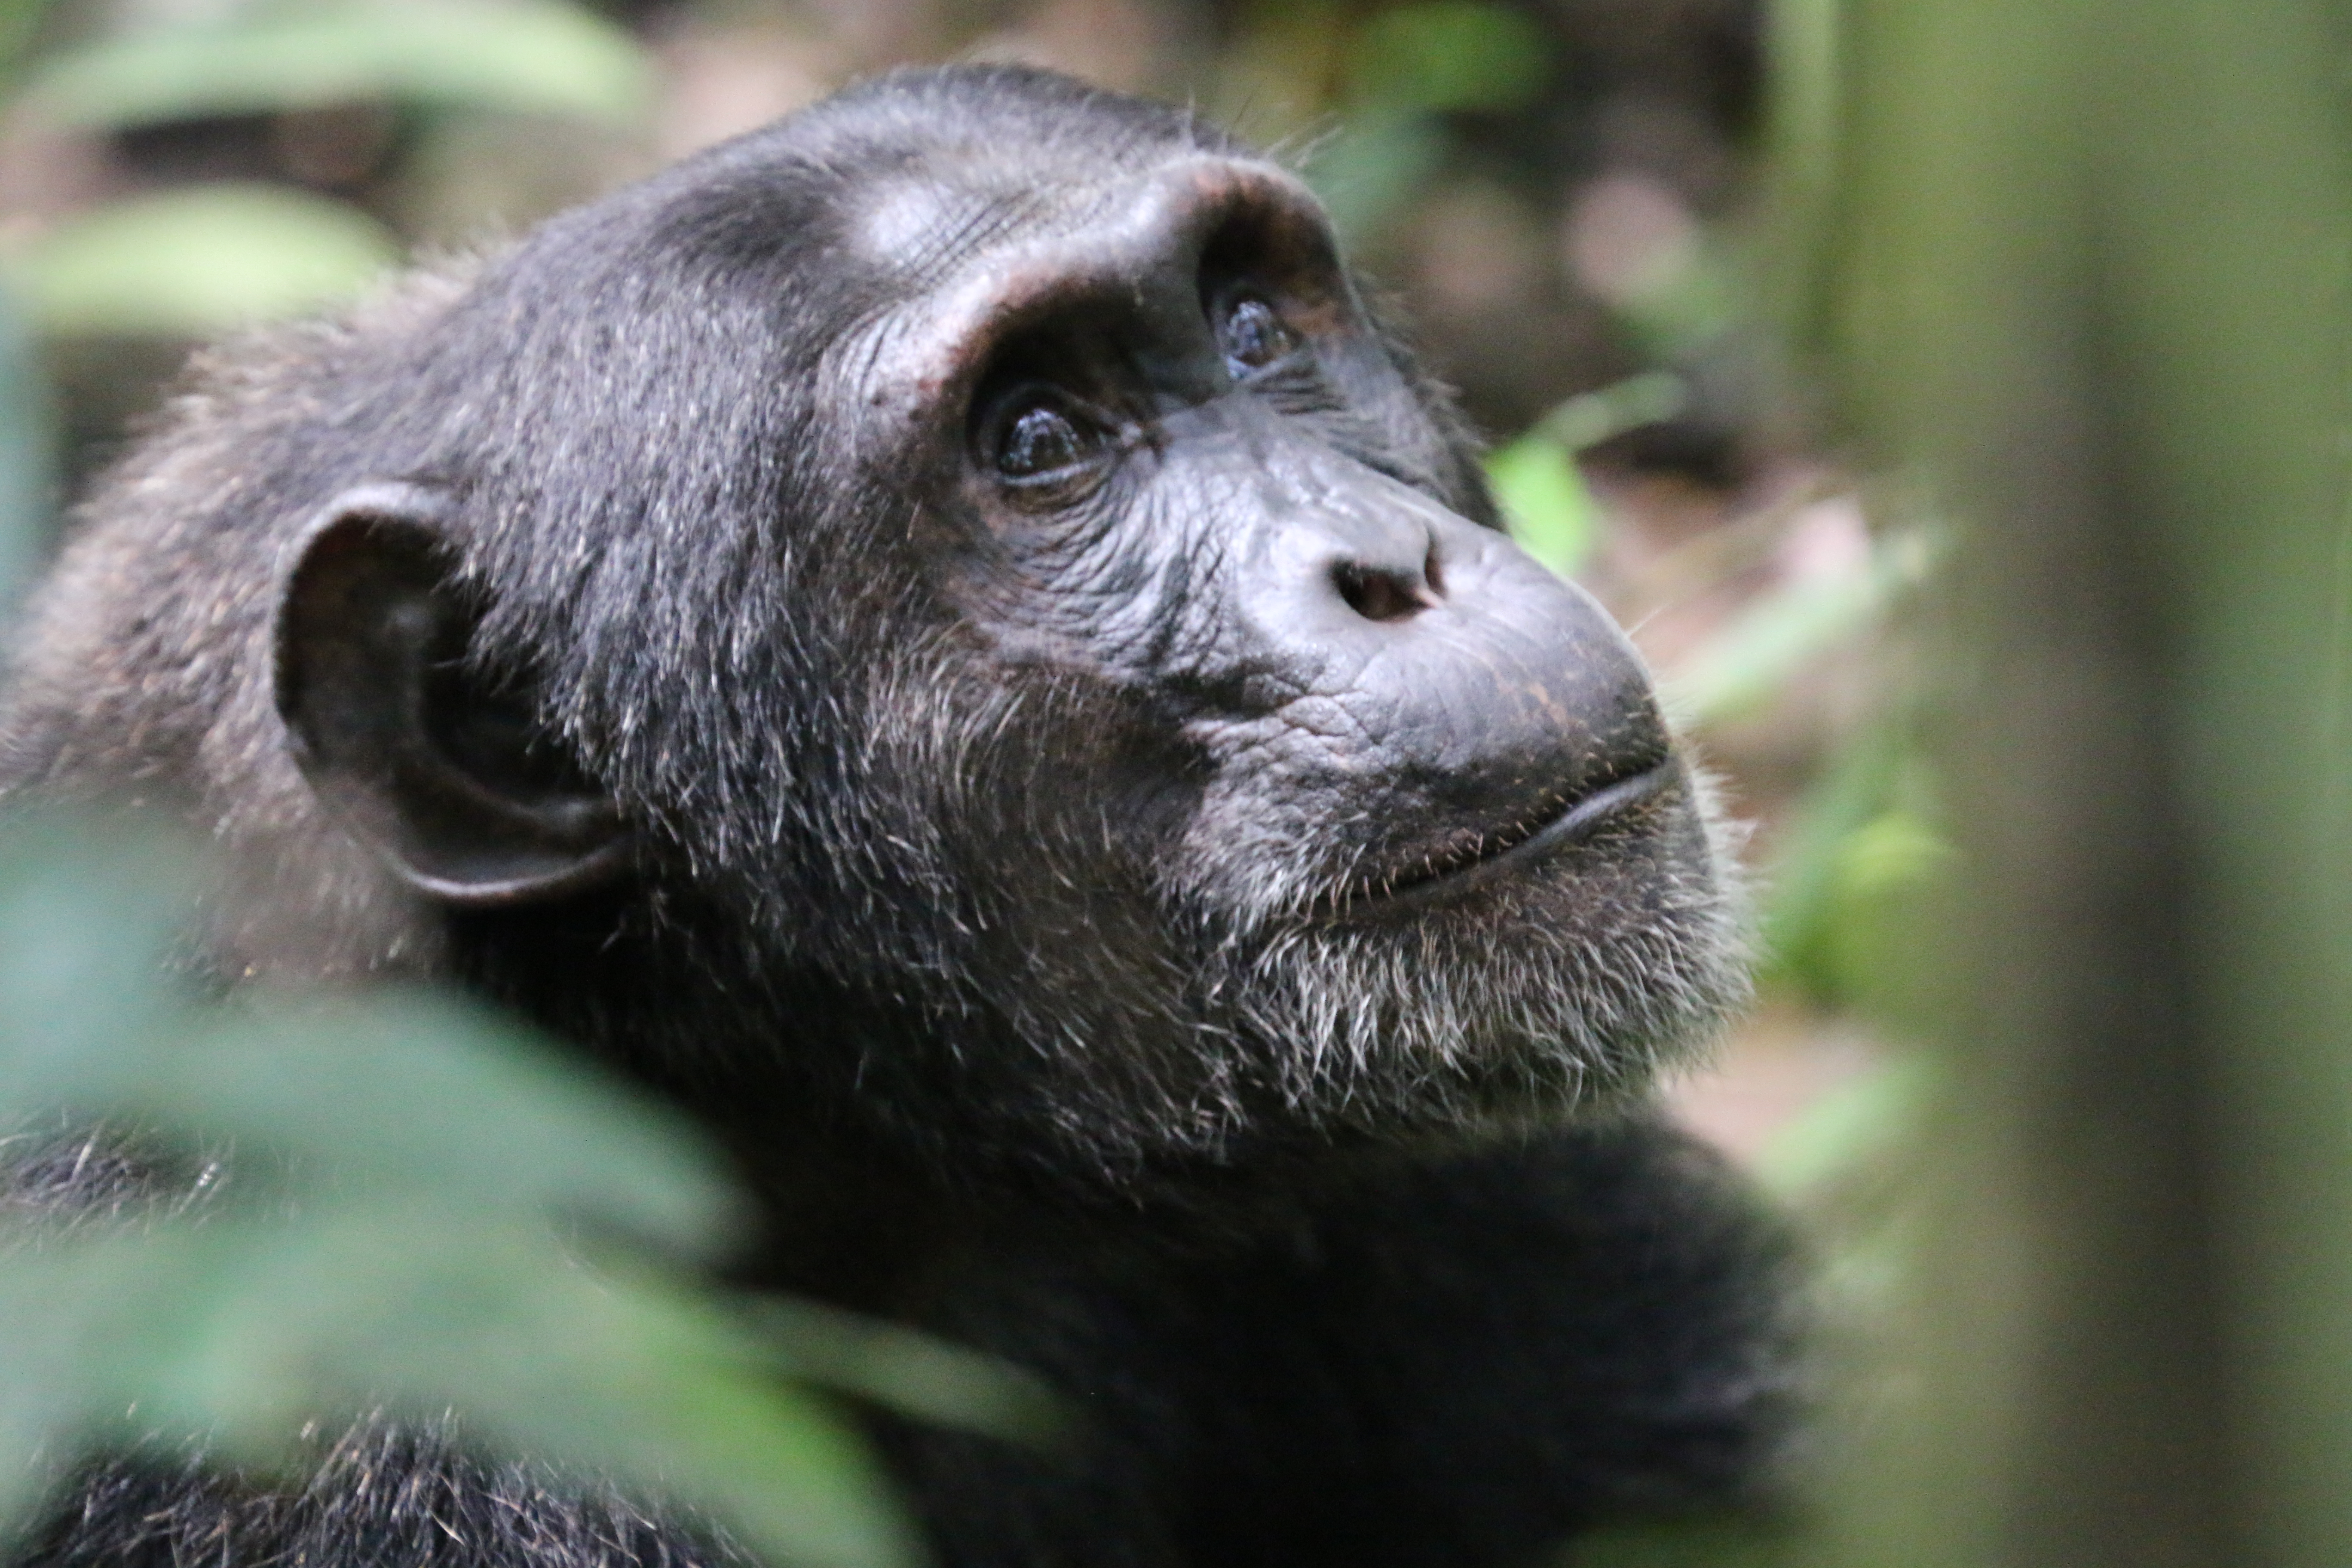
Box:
1660;528;1935;728
13;184;399;337
149;999;742;1255
0;814;195;1097
22;0;652;132
0;1210;919;1568
1756;1051;1937;1204
1346;2;1551;115
0;825;728;1253
1485;434;1598;578
747;1296;1065;1447
0;282;55;607
0;813;963;1568
1536;370;1689;453
1613;244;1739;361
1819;807;1956;1006
1751;722;1903;995
1306;109;1449;241
1664;570;1877;727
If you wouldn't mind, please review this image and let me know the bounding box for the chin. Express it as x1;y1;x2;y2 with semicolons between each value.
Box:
1200;756;1754;1139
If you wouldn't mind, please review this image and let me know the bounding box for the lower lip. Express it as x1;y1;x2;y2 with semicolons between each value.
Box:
1324;760;1677;917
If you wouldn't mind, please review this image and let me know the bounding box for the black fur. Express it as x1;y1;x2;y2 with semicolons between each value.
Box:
0;67;1795;1568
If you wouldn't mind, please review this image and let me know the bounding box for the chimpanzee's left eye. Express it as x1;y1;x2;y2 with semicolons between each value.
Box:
1221;297;1295;376
988;392;1105;484
998;400;1091;479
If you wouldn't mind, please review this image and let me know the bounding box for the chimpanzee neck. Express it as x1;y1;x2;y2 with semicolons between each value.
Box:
457;906;1416;1310
689;1071;1408;1318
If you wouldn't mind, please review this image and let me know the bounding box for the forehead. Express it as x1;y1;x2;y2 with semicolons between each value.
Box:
813;147;1313;421
842;149;1145;293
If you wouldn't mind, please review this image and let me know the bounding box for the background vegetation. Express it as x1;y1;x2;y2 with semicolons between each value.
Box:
0;0;2343;1564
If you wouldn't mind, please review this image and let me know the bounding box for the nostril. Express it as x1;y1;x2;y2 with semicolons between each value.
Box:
1332;561;1432;623
1424;544;1446;599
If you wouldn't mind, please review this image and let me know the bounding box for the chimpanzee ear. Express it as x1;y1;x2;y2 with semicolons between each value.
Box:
275;484;632;906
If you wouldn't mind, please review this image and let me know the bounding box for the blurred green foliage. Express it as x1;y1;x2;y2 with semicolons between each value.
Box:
1537;371;1687;453
1344;1;1547;116
16;184;397;335
1486;434;1598;578
1663;529;1929;729
1750;725;1933;1008
0;285;49;607
1608;242;1738;366
1749;0;2352;1562
22;0;649;129
1306;0;1548;239
0;816;1053;1568
7;0;649;343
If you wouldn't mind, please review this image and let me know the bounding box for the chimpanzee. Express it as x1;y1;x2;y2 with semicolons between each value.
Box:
0;65;1795;1568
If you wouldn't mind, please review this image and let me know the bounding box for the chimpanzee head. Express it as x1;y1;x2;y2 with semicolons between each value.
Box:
2;67;1748;1184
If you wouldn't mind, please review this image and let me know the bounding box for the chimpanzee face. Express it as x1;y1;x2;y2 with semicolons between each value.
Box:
254;72;1748;1173
754;138;1750;1150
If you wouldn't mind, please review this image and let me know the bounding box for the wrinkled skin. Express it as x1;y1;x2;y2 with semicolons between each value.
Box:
0;67;1794;1568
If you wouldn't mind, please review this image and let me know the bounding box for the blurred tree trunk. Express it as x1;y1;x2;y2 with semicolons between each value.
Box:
1782;1;2352;1565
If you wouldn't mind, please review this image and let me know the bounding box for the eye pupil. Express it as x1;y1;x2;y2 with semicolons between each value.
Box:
998;401;1087;478
1223;297;1293;374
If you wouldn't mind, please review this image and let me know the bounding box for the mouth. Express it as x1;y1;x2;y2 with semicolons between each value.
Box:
1314;759;1676;917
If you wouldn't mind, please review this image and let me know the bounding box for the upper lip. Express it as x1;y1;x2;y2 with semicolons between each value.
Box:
1314;758;1675;915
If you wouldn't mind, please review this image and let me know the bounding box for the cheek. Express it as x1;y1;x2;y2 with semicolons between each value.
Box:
952;469;1238;676
851;649;1175;914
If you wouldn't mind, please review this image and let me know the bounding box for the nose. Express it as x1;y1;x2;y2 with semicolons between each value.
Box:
1237;455;1670;815
1306;481;1445;626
